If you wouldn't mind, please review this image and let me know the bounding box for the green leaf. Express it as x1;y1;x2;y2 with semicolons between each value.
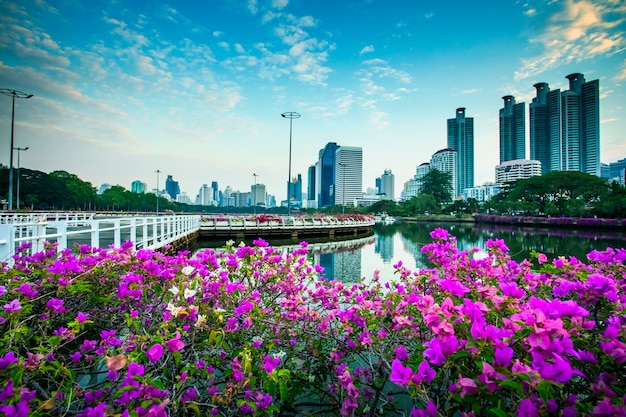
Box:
498;379;523;396
113;385;140;400
489;408;508;417
279;379;288;402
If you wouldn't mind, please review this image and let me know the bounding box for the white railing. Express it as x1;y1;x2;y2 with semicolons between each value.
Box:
200;215;376;230
0;214;201;265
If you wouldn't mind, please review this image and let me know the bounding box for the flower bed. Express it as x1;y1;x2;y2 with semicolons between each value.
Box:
1;232;625;416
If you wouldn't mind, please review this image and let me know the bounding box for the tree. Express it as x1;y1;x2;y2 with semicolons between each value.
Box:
419;169;453;206
367;200;400;216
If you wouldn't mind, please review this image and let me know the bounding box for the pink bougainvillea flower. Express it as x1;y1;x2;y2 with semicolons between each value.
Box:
457;376;478;398
261;355;281;374
3;299;21;313
76;312;89;323
394;345;408;361
165;331;185;352
389;359;413;387
146;343;164;363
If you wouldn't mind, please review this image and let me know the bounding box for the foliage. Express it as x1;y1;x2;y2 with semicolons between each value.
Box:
402;194;440;216
419;169;453;206
501;172;611;217
1;231;625;416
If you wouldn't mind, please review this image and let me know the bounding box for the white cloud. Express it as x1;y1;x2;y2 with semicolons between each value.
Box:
515;0;626;80
360;45;375;54
424;12;434;19
272;0;289;9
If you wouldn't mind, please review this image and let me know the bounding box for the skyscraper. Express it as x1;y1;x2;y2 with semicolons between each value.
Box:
377;169;395;200
307;165;316;209
316;142;340;207
165;175;180;200
430;148;457;200
335;146;363;208
447;108;474;196
499;95;526;163
529;73;600;176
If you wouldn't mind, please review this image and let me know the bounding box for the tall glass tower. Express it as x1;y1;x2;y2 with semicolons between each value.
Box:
529;73;600;176
447;108;474;197
316;142;340;207
499;95;526;163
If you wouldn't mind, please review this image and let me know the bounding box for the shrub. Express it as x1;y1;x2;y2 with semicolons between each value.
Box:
0;232;625;416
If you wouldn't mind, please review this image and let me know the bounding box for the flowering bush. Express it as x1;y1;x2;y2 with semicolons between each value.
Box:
0;230;625;416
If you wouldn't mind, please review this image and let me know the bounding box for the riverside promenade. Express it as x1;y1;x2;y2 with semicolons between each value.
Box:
0;212;375;265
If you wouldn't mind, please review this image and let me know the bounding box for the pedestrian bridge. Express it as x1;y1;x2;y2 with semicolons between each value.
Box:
0;213;375;266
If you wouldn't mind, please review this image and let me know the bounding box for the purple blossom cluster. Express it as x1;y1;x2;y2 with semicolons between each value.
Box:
0;232;625;416
475;214;626;229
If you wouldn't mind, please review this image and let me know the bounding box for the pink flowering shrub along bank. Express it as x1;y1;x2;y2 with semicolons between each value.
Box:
1;229;625;416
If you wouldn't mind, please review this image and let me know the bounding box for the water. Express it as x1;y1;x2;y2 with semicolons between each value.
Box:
195;221;626;284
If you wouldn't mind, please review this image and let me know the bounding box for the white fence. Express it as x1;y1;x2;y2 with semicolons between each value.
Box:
0;214;201;265
199;215;376;230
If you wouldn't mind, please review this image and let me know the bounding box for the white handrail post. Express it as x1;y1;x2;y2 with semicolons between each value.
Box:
130;218;137;247
88;220;100;249
0;224;13;264
113;219;121;247
56;222;68;252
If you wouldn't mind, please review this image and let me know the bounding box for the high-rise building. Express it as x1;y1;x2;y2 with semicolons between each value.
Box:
377;169;395;200
316;142;340;207
499;95;526;163
196;184;214;206
430;148;457;200
287;174;302;207
251;183;266;208
131;180;147;193
400;162;429;201
307;165;317;209
530;73;600;176
165;175;180;200
447;108;474;196
495;159;542;185
335;146;363;208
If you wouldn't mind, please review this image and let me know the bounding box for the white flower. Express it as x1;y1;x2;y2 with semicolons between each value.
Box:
166;303;182;317
181;266;195;276
184;288;197;299
168;286;179;296
273;350;286;360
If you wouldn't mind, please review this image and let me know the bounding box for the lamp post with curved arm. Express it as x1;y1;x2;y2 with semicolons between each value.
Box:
281;111;300;216
252;173;259;215
1;88;34;210
14;146;28;210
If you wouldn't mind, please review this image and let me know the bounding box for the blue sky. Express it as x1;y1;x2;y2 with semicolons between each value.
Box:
1;0;625;202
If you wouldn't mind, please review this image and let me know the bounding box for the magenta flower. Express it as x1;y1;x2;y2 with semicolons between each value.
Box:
76;311;89;323
457;376;478;398
518;398;539;417
146;343;164;363
394;345;409;361
261;355;281;374
3;299;21;313
390;359;413;386
165;331;185;351
0;351;18;369
45;298;67;314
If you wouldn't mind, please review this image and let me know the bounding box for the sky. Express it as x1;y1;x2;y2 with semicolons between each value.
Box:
0;0;625;202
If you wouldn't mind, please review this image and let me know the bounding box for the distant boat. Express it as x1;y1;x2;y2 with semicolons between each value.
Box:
374;212;396;224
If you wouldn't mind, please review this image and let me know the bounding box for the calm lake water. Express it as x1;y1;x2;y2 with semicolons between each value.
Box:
195;221;626;284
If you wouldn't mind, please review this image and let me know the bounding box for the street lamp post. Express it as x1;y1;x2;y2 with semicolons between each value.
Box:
252;173;258;215
281;111;300;216
14;146;28;210
1;88;34;211
155;169;161;214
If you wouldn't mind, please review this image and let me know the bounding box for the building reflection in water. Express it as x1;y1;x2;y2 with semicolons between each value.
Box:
374;233;394;263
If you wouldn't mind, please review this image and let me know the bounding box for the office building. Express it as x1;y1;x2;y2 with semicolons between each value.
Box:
251;183;266;208
430;148;457;200
400;162;429;201
530;73;600;175
307;165;317;209
335;146;363;208
165;175;180;200
196;184;215;206
316;142;340;207
499;95;526;163
377;169;395;200
131;180;147;193
495;159;542;185
462;183;501;203
287;174;302;206
447;108;474;196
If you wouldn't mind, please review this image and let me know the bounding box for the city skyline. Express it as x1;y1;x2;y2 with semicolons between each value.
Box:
1;1;625;201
